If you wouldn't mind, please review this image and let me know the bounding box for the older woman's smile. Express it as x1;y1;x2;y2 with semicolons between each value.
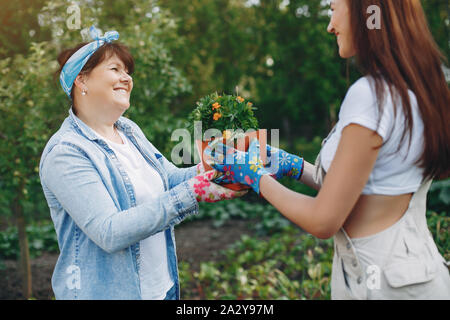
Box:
113;87;129;95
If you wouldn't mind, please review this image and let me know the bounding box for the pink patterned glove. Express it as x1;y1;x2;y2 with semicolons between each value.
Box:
187;170;247;203
195;162;205;175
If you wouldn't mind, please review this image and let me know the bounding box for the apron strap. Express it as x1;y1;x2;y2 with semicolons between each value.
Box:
405;178;433;239
313;124;337;187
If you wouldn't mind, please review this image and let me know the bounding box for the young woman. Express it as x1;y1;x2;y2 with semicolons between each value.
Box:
209;0;450;299
39;26;245;300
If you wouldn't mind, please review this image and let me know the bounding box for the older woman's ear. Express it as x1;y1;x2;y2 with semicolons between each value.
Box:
73;73;88;94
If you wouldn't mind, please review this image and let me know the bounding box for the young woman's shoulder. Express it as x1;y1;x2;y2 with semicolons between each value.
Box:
338;76;398;144
344;76;378;101
339;76;379;119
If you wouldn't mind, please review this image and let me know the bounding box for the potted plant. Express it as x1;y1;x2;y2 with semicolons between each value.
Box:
189;92;267;191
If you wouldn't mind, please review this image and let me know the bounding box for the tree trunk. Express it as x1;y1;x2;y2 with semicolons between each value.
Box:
13;196;32;299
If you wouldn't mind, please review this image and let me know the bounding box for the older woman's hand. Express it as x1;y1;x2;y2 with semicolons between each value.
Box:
186;170;247;203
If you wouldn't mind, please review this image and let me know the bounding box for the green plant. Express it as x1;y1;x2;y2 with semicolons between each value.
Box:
179;225;334;300
189;92;259;136
427;210;449;261
0;220;59;260
191;198;293;235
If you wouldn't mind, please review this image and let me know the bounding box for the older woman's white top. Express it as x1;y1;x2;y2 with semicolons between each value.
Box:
96;128;174;300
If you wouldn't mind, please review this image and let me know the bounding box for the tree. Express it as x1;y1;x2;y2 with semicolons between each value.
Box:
0;41;66;298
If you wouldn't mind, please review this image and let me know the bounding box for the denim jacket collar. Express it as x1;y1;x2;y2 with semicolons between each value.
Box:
68;107;134;141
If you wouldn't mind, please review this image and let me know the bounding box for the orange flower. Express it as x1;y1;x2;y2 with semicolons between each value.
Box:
212;102;221;110
247;102;253;107
213;113;222;121
237;96;244;103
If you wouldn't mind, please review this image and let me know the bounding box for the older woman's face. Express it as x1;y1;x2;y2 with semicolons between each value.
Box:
327;0;356;58
81;54;133;111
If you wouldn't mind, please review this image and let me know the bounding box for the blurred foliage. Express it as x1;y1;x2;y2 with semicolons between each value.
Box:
0;220;58;260
0;41;66;220
160;0;349;143
179;226;334;300
0;0;51;59
429;179;450;213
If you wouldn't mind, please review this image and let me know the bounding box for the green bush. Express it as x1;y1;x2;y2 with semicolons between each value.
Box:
179;225;334;300
427;210;449;261
194;198;292;234
428;179;450;214
0;220;58;260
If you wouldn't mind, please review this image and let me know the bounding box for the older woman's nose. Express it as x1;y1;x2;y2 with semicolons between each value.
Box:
121;72;132;83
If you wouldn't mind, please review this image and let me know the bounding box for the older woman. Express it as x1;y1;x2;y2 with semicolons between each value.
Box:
39;26;245;300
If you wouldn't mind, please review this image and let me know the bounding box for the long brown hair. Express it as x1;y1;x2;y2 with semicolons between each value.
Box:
54;41;134;108
349;0;450;180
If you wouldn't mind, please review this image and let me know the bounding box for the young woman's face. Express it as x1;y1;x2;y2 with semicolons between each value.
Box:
327;0;356;58
80;54;133;112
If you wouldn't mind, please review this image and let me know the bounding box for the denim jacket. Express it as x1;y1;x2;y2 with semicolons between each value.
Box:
39;108;199;299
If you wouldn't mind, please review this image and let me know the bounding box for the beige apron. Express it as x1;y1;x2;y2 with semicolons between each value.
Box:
313;126;450;300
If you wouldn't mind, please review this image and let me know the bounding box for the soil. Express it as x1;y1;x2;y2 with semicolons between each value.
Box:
0;219;256;300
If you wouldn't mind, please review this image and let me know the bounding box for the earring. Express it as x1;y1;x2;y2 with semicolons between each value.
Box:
82;89;87;96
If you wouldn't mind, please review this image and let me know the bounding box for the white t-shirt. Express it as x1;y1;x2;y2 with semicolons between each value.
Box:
320;76;425;195
95;128;174;299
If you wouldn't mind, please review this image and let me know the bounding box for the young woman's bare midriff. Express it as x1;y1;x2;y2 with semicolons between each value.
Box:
343;193;413;239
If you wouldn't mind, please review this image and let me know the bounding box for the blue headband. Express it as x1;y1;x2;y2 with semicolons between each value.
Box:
59;26;119;98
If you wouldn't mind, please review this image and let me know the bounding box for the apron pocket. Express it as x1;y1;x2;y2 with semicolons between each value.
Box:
384;259;436;288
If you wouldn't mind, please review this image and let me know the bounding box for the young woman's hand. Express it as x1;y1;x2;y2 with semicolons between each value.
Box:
186;170;247;202
205;139;271;194
265;145;304;180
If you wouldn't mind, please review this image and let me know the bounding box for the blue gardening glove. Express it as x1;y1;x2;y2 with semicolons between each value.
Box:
265;145;304;180
204;138;270;194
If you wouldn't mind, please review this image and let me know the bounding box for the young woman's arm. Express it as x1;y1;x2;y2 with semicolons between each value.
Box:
260;123;382;239
299;160;322;191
